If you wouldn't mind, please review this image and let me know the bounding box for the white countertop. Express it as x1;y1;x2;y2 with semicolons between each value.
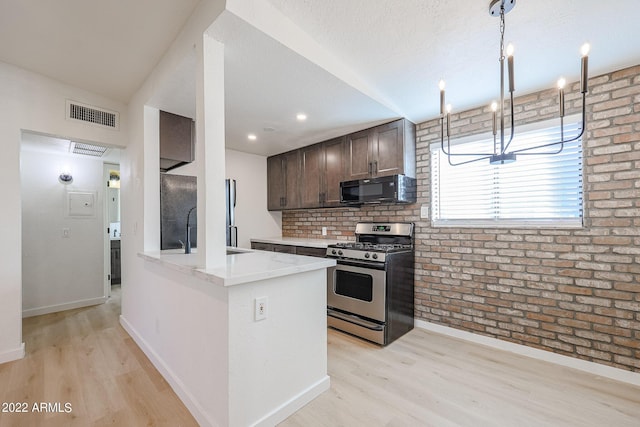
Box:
138;247;335;287
250;236;349;248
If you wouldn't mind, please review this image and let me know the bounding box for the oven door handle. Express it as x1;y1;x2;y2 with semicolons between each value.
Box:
327;309;384;331
331;259;386;270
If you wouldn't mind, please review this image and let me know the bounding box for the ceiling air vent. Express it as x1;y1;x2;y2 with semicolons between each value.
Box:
70;142;110;157
66;100;120;130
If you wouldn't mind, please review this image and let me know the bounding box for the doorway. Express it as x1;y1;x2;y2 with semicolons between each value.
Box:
20;131;121;317
104;164;121;298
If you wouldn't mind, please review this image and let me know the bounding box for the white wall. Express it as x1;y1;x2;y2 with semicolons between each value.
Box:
226;149;282;248
21;148;106;316
0;60;127;364
119;261;230;427
228;269;328;426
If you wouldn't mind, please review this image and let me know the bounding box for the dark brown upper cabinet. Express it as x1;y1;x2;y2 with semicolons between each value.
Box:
346;118;416;180
159;110;195;172
267;150;301;210
323;137;347;206
300;136;346;208
266;118;415;211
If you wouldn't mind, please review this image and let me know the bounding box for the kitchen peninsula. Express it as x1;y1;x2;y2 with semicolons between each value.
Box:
126;248;335;427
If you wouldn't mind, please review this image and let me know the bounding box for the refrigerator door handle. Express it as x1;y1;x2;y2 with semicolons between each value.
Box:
232;179;237;208
230;226;238;247
230;179;236;226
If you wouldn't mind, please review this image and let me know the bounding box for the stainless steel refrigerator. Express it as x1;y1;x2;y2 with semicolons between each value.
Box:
226;179;237;247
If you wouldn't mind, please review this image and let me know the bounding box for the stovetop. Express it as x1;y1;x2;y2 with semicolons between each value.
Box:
326;222;414;262
329;242;412;252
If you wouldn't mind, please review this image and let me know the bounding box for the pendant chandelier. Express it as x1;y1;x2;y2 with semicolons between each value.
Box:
439;0;589;166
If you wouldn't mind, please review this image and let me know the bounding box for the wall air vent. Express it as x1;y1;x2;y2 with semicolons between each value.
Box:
70;142;110;157
66;100;120;130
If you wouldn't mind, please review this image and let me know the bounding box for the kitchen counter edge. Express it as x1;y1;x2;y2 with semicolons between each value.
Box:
138;249;335;287
250;236;349;249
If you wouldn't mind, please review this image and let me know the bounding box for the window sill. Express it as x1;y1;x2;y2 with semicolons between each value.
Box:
431;219;584;229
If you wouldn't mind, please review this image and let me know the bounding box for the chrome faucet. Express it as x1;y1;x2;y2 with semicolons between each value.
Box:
185;206;196;254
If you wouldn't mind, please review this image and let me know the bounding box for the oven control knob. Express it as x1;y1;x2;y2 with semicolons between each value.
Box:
372;253;378;260
338;250;343;256
364;253;370;258
331;249;337;255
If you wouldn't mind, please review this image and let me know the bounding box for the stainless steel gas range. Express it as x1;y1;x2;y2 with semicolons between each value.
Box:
326;222;415;345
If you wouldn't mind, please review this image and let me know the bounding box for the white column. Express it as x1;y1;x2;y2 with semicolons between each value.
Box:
195;32;227;268
0;124;24;362
142;105;160;252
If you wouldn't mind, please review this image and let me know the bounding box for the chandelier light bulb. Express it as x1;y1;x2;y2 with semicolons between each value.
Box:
438;80;446;91
490;101;498;112
557;77;566;89
581;43;591;57
506;43;514;57
446;104;452;113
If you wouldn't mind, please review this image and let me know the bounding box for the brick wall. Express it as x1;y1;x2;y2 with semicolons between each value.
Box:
282;64;640;373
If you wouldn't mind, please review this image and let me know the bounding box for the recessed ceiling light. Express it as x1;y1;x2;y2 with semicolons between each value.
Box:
296;113;307;121
248;134;257;141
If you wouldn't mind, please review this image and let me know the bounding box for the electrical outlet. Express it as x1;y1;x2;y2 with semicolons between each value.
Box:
420;205;429;219
322;226;327;236
62;228;70;238
255;296;268;321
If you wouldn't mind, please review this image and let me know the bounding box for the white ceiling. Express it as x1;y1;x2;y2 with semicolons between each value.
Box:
21;132;121;164
3;0;640;157
0;0;200;103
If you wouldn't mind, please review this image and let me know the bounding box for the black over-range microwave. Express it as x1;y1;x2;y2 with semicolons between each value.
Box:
340;174;417;205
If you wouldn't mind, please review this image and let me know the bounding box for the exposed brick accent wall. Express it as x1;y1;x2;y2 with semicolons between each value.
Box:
282;64;640;373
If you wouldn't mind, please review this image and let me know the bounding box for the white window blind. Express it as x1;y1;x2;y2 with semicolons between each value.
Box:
431;118;583;228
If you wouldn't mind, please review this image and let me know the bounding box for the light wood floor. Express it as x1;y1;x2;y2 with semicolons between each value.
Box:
0;286;198;427
3;291;639;427
281;328;640;427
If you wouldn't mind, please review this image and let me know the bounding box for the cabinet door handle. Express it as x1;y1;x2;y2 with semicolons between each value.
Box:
374;160;378;174
368;162;373;175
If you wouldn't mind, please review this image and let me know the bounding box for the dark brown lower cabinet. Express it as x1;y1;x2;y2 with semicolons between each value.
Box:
250;242;326;258
110;240;121;285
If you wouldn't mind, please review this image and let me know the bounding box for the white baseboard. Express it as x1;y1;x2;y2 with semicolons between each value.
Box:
253;375;331;427
22;296;107;318
119;315;217;427
415;319;640;387
0;343;25;365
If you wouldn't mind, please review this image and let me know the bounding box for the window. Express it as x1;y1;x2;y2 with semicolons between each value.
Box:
431;117;583;228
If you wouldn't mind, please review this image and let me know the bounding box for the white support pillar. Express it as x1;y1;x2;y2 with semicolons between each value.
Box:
195;32;227;268
142;105;160;252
